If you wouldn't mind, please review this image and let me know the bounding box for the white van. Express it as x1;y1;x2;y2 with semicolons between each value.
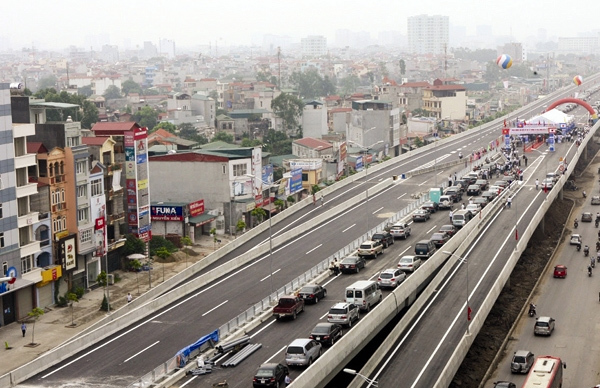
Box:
345;280;383;312
452;209;473;228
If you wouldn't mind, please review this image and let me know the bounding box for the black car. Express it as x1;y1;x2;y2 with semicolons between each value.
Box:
309;322;343;346
439;224;457;237
582;212;593;222
372;232;394;248
473;197;489;208
429;232;450;248
444;187;463;202
475;179;488;191
340;255;366;274
253;363;289;387
493;382;516;388
466;185;481;196
298;284;327;304
421;201;439;213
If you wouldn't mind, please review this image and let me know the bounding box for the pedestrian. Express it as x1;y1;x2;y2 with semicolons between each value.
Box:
285;373;292;386
461;203;465;210
469;198;473;205
320;195;324;207
312;193;316;206
535;179;539;190
127;292;133;303
448;175;453;186
21;321;26;337
449;210;454;223
454;172;457;181
519;171;523;181
507;196;512;209
524;155;528;167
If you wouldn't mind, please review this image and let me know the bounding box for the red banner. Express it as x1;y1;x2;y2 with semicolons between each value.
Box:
189;199;205;217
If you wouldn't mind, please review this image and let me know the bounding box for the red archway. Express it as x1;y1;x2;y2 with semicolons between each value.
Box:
545;98;597;120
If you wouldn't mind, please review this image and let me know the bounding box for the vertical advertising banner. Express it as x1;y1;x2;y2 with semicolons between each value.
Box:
125;127;152;238
62;237;77;270
290;168;303;194
252;147;263;206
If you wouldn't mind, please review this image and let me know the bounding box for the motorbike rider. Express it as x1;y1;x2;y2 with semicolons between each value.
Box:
588;265;593;276
585;245;590;256
529;303;536;316
575;218;579;228
458;152;463;159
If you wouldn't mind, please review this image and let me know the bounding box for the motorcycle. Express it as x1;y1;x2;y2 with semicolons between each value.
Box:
584;246;590;257
588;266;593;277
596;219;599;228
528;304;536;317
574;219;579;228
577;244;582;252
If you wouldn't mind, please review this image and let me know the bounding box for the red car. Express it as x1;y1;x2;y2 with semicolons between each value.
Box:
553;265;567;278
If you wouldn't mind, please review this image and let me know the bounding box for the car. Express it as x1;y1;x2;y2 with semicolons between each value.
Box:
570;234;582;245
357;240;383;258
482;190;498;201
309;322;343;346
389;222;411;239
546;172;559;183
429;232;450;248
439;224;457;237
582;212;593;222
473;197;489;208
511;350;535;374
377;268;407;289
493;180;509;188
340;255;366;274
298;284;327;304
534;316;555;336
542;178;554;189
466;185;481;196
489;185;503;194
327;302;360;327
412;209;430;222
553;265;567;278
438;195;454;210
285;338;322;367
453;179;469;192
398;255;422;272
444;187;463;202
371;232;394;248
493;382;516;388
465;203;481;215
421;201;439;213
592;195;600;205
253;363;289;387
475;179;488;191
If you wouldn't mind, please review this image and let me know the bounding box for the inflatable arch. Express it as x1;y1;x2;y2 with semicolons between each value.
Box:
545;98;598;121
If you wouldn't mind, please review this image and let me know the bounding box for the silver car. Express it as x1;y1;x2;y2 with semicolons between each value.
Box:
398;255;422;273
534;316;555;336
327;302;360;327
377;268;406;288
285;338;322;367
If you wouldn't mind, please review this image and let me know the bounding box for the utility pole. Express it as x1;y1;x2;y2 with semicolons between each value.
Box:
277;46;281;90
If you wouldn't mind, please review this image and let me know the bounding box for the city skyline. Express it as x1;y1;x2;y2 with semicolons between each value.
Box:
1;0;598;52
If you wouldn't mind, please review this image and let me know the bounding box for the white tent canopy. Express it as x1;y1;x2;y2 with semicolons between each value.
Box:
526;108;573;126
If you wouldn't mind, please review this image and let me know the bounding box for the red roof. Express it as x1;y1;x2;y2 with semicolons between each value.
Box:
149;129;176;139
149;152;229;163
294;137;333;150
82;137;109;146
382;77;399;86
324;95;341;101
27;142;47;154
426;85;466;91
329;107;352;113
91;122;142;136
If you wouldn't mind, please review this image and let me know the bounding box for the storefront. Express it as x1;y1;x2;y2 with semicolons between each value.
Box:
37;265;62;309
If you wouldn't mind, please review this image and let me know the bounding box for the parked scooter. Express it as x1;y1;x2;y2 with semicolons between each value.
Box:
528;303;536;317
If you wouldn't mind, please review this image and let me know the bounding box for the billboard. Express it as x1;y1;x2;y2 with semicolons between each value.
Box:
151;205;184;221
252;147;263;205
61;236;77;270
189;200;205;217
356;155;364;172
262;164;273;186
290;168;303;194
125;127;152;240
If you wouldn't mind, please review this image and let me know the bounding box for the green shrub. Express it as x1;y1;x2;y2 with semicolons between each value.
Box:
100;294;112;312
57;295;68;307
72;287;85;299
149;235;177;256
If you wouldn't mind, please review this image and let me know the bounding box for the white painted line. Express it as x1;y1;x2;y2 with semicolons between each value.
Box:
305;244;322;255
250;319;277;339
426;225;437;234
265;345;287;363
397;246;411;257
320;311;329;320
123;340;160;363
202;300;228;317
179;376;197;387
397;193;406;199
260;269;281;282
372;206;384;214
342;224;355;233
369;272;378;281
418;181;429;186
322;273;340;287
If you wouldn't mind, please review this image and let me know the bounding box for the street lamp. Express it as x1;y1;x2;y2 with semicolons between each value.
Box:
442;250;471;335
348;140;383;236
343;368;378;387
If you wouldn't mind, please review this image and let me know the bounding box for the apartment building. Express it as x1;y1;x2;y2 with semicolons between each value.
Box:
408;14;449;55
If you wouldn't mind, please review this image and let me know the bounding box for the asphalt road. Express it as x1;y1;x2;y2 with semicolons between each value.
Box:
18;78;600;388
484;159;600;387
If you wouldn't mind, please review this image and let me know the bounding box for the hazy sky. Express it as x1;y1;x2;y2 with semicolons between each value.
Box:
2;0;597;51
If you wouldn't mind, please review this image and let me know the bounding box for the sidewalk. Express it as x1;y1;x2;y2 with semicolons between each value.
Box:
0;234;234;377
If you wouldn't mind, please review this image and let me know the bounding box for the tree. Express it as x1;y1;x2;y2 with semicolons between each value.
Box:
133;106;158;129
289;69;333;99
213;131;234;143
27;307;45;345
38;75;57;91
271;93;304;133
251;207;267;226
340;75;360;97
236;220;246;235
66;292;79;327
241;138;262;147
123;234;145;256
33;89;97;127
80;100;99;129
78;85;93;97
103;85;122;100
153;121;177;134
155;247;170;281
209;227;219;250
208;90;219;101
399;59;406;76
129;259;142;294
97;271;108;287
181;236;193;268
263;128;292;155
121;79;142;96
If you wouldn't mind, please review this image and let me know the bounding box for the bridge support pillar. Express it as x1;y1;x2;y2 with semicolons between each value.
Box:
539;214;545;234
583;143;588;160
558;188;563;201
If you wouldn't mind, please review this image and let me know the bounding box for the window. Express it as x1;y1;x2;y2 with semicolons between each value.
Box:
80;228;92;244
51;190;60;205
77;184;87;198
91;179;102;196
53;216;66;233
0;232;4;248
78;208;89;223
76;160;87;175
232;164;247;177
222;165;226;174
21;256;33;274
67;136;80;147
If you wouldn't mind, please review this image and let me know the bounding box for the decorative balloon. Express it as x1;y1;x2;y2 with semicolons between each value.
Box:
496;54;513;69
573;75;583;86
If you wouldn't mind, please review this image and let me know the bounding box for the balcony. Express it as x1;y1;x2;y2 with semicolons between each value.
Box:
13;123;35;137
16;182;38;198
14;153;37;169
20;240;41;258
18;212;39;228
